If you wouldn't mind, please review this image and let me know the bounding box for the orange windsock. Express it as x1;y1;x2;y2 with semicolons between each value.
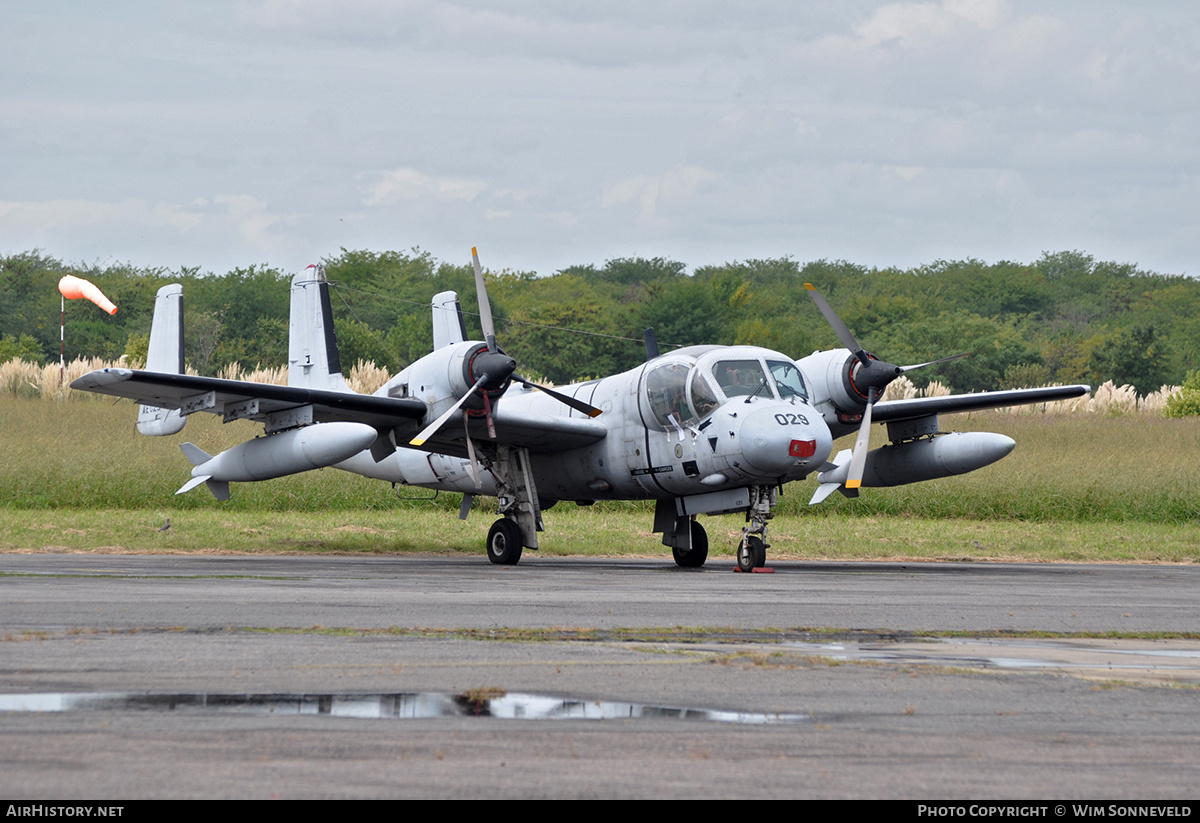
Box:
58;275;117;315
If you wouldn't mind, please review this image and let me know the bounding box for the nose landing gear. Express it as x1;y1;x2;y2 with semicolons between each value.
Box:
737;486;775;572
737;534;767;572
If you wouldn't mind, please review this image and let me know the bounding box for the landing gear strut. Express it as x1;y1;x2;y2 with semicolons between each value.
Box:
737;486;776;571
486;445;541;566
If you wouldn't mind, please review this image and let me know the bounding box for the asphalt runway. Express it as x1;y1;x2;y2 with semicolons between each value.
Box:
2;554;1199;799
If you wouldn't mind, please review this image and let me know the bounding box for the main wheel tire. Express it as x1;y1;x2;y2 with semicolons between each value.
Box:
487;518;523;565
672;521;709;568
737;535;766;572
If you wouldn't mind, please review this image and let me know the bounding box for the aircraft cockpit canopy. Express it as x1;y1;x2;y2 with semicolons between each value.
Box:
642;350;809;431
710;356;809;402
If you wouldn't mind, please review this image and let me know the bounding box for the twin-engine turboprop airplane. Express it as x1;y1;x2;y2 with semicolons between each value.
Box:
73;250;1089;571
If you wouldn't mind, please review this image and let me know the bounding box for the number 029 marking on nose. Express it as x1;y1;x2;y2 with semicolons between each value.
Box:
774;412;809;426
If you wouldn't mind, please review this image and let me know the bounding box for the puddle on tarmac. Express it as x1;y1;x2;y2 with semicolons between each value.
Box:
0;690;809;725
782;638;1200;683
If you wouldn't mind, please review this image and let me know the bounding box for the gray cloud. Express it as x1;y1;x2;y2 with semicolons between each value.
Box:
2;1;1196;276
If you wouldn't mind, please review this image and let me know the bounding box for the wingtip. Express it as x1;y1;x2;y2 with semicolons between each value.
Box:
804;282;816;290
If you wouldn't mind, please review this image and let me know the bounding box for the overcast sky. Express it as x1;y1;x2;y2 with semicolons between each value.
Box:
3;1;1198;278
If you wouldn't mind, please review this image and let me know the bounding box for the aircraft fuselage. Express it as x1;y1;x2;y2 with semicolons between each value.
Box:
338;344;834;507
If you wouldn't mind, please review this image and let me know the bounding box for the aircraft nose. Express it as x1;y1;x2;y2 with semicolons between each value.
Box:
739;405;832;477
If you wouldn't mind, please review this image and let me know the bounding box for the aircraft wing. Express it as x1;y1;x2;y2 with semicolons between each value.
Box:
71;368;428;429
415;405;609;459
874;384;1090;423
488;405;608;452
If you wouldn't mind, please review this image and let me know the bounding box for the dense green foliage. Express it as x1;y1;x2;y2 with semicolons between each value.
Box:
3;248;1197;393
1164;370;1200;418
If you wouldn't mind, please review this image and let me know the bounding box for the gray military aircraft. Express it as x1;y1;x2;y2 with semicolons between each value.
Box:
73;250;1089;571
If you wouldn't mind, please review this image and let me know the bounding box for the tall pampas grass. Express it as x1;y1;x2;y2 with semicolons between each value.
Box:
1140;384;1181;415
347;361;391;394
1;357;392;399
0;357;126;401
0;357;1187;417
879;374;1185;417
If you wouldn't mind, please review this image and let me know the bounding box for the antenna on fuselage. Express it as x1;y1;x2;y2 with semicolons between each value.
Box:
643;328;660;360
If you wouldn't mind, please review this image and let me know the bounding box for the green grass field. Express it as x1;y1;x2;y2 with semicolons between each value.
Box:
2;396;1198;562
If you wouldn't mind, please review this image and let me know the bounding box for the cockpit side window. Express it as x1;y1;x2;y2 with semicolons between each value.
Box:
712;359;769;398
689;372;720;419
767;360;809;401
645;361;693;430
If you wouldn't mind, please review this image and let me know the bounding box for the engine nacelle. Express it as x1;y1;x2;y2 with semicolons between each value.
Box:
819;431;1015;488
444;341;516;410
796;348;872;426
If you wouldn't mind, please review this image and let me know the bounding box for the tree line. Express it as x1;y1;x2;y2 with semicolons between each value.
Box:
1;248;1194;395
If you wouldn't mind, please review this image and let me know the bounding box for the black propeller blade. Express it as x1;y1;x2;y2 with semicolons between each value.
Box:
513;374;603;418
805;282;867;364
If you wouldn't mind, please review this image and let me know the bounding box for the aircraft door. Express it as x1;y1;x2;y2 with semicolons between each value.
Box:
635;359;701;495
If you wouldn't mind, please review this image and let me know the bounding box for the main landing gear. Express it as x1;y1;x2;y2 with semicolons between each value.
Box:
486;477;778;570
669;516;769;572
656;501;710;569
658;485;776;570
487;518;523;565
485;445;541;566
671;520;709;568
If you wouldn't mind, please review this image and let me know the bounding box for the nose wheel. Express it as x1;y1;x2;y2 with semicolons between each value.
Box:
737;485;774;572
737;535;767;572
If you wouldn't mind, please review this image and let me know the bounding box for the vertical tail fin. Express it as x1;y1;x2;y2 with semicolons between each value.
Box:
288;265;351;392
137;284;187;436
431;290;468;350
